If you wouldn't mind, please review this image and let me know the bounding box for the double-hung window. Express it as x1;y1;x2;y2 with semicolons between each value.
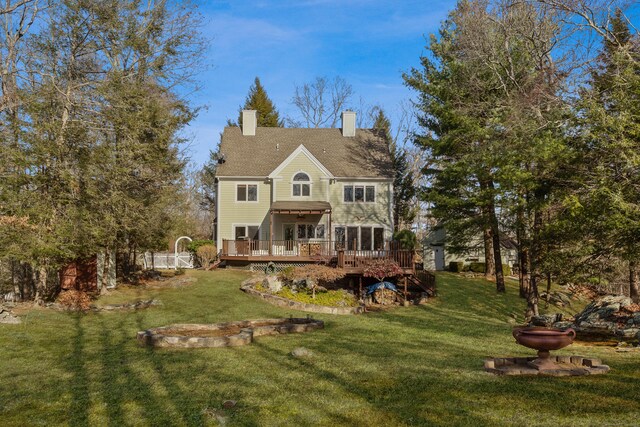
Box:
343;185;375;203
237;184;258;202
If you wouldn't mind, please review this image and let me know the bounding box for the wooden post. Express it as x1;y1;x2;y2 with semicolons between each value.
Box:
328;210;332;257
359;276;363;299
269;210;273;255
353;238;357;267
403;276;408;300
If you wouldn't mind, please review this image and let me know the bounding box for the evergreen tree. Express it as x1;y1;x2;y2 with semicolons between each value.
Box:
0;0;205;300
573;11;640;301
403;4;507;292
404;1;570;306
232;77;283;127
372;108;416;231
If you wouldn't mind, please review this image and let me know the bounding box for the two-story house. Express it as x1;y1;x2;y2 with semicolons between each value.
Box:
215;110;396;270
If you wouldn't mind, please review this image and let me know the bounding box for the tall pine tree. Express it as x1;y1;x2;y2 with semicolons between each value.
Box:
403;3;507;292
372;108;416;231
231;77;283;127
574;10;640;302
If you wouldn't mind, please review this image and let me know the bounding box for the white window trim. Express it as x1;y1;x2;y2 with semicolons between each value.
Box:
332;224;387;251
235;182;260;203
231;223;261;240
342;183;377;204
291;170;312;198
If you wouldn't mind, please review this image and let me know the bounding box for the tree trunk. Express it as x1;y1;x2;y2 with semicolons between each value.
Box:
34;264;48;304
483;227;495;281
516;209;529;298
11;260;21;301
480;178;504;292
630;260;639;303
487;181;505;292
526;206;544;319
491;225;505;293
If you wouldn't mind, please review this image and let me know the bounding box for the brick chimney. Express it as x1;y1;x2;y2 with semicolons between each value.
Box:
242;110;257;136
341;111;356;137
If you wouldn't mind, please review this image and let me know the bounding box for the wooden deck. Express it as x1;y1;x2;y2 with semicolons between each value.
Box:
220;239;436;297
221;240;415;270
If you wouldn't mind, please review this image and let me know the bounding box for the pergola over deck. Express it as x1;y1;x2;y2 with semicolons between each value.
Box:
268;201;332;256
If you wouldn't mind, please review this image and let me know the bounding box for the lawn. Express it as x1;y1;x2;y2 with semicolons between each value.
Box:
1;271;638;426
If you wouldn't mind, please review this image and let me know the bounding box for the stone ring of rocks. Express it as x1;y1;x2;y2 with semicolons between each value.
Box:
137;317;324;348
94;299;162;311
485;355;610;376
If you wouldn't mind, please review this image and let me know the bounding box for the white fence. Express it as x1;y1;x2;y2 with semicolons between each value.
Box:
143;252;194;269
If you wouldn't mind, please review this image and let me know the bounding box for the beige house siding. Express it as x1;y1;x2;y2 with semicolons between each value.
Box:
217;178;272;248
330;180;393;240
216;153;393;249
273;151;330;202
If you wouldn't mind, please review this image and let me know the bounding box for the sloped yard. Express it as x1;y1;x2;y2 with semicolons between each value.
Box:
1;271;638;426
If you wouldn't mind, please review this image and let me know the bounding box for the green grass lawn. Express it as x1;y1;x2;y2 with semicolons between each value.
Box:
1;271;638;426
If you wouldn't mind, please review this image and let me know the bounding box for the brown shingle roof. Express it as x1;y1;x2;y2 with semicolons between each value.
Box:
215;127;393;178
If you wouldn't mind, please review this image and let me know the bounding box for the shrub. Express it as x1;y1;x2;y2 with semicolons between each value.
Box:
502;264;512;277
275;287;358;307
449;261;464;273
469;262;486;273
392;229;417;250
57;290;92;311
187;239;215;254
175;267;185;276
196;244;217;269
278;266;296;283
363;259;404;282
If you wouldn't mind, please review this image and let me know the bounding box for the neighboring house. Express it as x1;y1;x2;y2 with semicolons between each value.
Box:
215;110;396;270
422;226;518;271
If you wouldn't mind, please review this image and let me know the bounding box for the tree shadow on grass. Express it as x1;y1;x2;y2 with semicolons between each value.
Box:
66;314;90;427
246;337;493;426
131;311;263;426
93;314;182;426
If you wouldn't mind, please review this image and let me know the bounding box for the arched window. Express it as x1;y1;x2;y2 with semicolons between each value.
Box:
292;172;310;196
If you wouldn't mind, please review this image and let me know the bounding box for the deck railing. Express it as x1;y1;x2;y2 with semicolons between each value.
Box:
221;239;415;270
336;249;414;269
221;239;333;258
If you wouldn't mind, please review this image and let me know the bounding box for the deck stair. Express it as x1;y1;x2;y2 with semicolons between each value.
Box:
406;271;437;297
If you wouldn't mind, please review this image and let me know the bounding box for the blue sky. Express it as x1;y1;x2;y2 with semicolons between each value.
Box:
183;0;455;166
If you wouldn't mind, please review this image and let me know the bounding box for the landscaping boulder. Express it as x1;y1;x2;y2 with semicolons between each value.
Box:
262;276;282;293
530;314;562;327
291;347;313;358
540;290;572;308
552;321;574;330
0;306;21;324
572;295;640;340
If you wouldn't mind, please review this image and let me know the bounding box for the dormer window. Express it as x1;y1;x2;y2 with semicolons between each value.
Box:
292;172;311;197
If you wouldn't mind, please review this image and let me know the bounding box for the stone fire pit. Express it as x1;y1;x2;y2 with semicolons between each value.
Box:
137;317;324;348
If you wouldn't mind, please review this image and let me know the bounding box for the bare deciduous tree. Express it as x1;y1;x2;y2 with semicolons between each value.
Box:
289;76;354;128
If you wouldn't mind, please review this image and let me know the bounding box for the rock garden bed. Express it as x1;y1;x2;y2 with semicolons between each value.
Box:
137;317;324;348
241;277;364;315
